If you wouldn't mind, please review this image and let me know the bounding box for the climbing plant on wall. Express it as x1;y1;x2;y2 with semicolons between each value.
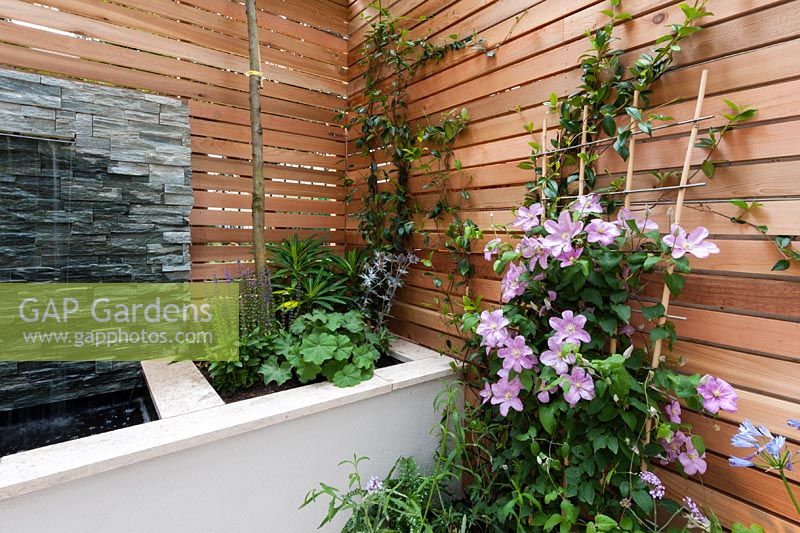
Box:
342;2;469;254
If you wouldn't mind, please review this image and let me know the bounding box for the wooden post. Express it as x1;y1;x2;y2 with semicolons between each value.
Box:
578;105;589;196
245;0;269;298
649;70;709;369
623;90;640;210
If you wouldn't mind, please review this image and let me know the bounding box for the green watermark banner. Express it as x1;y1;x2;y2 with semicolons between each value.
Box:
0;283;239;362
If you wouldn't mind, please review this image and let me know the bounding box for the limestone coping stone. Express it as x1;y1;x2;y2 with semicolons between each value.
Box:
0;338;455;500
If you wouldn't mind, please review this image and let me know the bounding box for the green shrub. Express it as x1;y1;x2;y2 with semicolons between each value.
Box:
268;310;388;388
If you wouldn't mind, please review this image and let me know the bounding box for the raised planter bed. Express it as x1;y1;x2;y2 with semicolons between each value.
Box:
0;339;457;532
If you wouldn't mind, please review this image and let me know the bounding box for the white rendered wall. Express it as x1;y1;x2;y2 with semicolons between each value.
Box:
0;377;454;533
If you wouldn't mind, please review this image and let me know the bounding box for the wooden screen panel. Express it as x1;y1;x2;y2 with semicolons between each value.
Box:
0;0;348;280
347;0;800;526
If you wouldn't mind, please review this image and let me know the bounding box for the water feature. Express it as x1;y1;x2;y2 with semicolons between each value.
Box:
0;131;158;453
0;387;157;456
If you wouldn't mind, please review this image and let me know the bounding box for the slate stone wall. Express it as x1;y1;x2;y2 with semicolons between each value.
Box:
0;68;192;281
0;68;192;412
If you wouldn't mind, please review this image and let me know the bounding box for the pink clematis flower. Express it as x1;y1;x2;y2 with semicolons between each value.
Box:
570;194;603;217
665;400;682;424
479;381;492;405
549;310;591;346
501;262;528;302
498;335;537;373
679;443;707;476
616;207;659;233
483;238;502;261
537;380;551;403
585;218;621;246
476;309;510;348
543;211;584;256
563;367;596;407
490;377;524;416
557;247;584;267
660;430;689;465
519;236;551;270
663;224;720;259
697;374;738;414
513;204;544;232
539;336;575;375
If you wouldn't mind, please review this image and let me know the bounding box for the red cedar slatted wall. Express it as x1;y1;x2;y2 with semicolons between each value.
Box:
346;0;800;529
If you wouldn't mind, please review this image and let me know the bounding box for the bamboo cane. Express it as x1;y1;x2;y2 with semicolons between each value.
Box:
540;107;549;209
641;71;709;448
623;91;640;211
650;69;708;369
245;0;269;298
578;105;589;196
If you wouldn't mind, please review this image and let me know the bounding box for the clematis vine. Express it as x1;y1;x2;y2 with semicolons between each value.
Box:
563;366;595;407
501;262;527;302
659;430;689;465
557;247;583;267
512;204;544;232
497;335;537;372
476;309;510;348
679;442;707;475
519;236;551;270
490;377;523;416
585;218;621;246
539;336;575;375
542;210;584;256
549;310;591;346
665;400;682;424
570;194;603;217
479;381;492;405
663;224;720;259
484;237;503;261
696;374;738;414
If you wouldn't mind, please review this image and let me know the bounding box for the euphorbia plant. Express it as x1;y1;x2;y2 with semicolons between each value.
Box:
460;194;739;531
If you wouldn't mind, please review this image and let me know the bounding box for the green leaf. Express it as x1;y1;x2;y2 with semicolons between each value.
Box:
602;114;616;137
579;482;596;505
582;287;604;307
543;514;561;531
664;272;685;296
729;198;749;210
259;358;293;386
352;345;381;369
598;315;617;335
701;160;715;178
631;489;653;515
691;434;706;455
294;359;322;383
331;364;365;387
772;259;790;271
611;304;631;322
341;311;366;333
641;303;665;320
540;403;557;435
775;236;791;249
643;254;661;271
593;514;618;532
300;332;338;365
